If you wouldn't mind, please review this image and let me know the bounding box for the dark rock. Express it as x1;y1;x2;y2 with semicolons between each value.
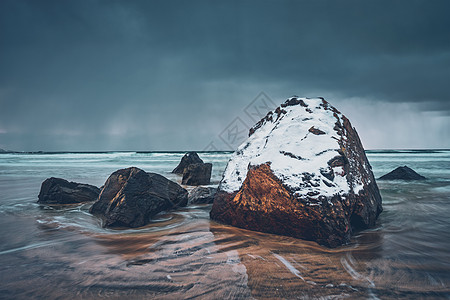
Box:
379;166;426;180
328;154;348;169
210;97;382;248
320;167;335;181
280;97;308;108
172;152;204;174
188;187;217;204
38;177;100;204
90;167;188;228
280;151;303;160
308;126;326;135
182;163;212;185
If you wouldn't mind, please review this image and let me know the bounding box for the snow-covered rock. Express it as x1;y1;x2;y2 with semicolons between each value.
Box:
210;97;382;247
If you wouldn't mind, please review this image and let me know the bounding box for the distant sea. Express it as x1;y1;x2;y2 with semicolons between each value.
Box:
0;150;449;299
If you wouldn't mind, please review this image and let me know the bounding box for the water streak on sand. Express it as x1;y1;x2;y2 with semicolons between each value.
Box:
272;253;305;281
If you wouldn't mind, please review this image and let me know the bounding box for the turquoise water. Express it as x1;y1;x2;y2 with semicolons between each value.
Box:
0;150;449;299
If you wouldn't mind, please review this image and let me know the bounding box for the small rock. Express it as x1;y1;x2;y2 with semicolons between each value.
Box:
38;177;100;204
172;152;204;174
182;163;212;185
188;187;217;204
379;166;426;180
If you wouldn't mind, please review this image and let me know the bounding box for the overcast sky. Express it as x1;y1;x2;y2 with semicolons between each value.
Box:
1;0;449;151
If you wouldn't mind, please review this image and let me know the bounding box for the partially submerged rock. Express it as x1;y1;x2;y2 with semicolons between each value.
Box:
172;152;212;185
379;166;426;180
188;186;217;204
210;97;382;247
90;167;188;228
172;152;204;174
38;177;100;204
182;163;212;185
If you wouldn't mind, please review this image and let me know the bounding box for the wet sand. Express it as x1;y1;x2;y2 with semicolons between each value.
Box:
1;203;448;299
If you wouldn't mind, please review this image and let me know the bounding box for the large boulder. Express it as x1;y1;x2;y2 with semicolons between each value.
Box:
172;152;204;174
38;177;100;204
90;167;188;228
210;97;383;248
188;186;217;204
379;166;426;180
182;163;212;185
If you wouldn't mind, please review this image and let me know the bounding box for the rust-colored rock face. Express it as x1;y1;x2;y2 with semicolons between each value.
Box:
211;164;318;242
210;97;382;247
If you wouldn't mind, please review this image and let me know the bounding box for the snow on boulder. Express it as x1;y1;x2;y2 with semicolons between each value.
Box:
210;97;382;247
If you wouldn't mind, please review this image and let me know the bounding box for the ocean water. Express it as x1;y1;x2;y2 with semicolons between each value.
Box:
0;150;449;299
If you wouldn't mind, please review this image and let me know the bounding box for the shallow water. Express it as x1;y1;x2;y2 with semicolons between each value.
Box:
0;151;449;299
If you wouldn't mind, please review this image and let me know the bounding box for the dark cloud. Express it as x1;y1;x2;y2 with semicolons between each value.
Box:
0;0;449;151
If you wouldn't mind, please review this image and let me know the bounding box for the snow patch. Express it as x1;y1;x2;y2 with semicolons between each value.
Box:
220;97;356;199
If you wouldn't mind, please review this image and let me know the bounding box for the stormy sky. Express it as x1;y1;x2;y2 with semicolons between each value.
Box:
0;0;449;151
